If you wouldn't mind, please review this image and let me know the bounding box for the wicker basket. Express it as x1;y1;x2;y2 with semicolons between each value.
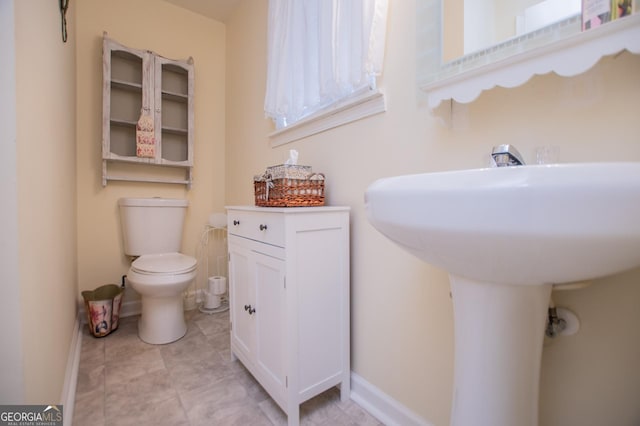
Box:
254;173;325;207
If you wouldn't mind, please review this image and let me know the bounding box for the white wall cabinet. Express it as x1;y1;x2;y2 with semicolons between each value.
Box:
226;206;351;426
102;35;194;188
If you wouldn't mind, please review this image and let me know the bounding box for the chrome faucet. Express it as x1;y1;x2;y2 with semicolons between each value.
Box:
491;144;525;167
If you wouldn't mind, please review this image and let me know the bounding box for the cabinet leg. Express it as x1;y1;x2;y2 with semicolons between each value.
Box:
286;403;300;426
340;378;351;403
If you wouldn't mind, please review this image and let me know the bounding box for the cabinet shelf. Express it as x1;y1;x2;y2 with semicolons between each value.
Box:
103;173;191;186
161;125;188;135
104;154;155;164
110;117;188;135
162;90;188;103
111;79;142;92
110;118;137;128
102;34;194;188
159;158;190;167
104;153;190;166
102;158;193;188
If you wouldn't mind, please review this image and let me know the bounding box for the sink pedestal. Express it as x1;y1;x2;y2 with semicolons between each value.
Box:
449;275;552;426
365;163;640;425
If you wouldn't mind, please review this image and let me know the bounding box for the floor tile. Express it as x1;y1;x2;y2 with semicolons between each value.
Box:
76;362;104;396
104;346;165;387
166;352;233;395
105;395;189;426
73;386;105;426
73;309;380;426
105;369;177;419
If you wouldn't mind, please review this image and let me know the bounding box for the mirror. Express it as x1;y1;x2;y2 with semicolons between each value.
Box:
443;0;581;62
417;0;640;108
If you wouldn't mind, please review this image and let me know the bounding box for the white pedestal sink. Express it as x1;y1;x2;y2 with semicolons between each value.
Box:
365;163;640;426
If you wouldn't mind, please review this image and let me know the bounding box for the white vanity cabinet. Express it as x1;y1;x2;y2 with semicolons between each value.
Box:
226;206;350;425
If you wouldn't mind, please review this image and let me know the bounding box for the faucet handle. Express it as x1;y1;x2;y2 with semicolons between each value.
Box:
491;144;525;167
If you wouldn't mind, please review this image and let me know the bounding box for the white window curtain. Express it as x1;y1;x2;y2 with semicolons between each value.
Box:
264;0;388;129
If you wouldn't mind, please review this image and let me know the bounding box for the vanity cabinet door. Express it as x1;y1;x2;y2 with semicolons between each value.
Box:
229;237;286;401
228;240;255;362
253;251;286;400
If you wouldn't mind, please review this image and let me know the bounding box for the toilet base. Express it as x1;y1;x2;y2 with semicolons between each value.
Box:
138;294;187;344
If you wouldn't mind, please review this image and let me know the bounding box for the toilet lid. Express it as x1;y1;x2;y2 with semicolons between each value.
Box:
131;253;197;275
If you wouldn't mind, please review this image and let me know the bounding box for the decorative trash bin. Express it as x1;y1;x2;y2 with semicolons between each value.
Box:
82;284;124;337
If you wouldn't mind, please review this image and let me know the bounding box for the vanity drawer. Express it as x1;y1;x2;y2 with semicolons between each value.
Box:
227;210;285;247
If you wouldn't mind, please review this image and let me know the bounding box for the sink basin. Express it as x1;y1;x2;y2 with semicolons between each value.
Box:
365;163;640;285
365;163;640;426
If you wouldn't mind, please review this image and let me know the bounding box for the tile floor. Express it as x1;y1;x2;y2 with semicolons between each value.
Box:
73;309;382;426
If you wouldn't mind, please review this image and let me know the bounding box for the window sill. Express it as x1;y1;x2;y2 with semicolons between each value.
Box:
269;90;386;147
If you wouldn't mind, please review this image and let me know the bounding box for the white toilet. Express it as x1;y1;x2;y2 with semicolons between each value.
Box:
118;197;197;344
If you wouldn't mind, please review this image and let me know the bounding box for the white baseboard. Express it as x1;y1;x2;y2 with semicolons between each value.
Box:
79;287;214;323
350;372;433;426
78;299;141;324
69;299;141;424
119;299;141;318
60;312;83;426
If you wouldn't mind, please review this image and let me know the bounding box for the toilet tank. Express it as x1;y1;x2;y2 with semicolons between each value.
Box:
118;197;188;256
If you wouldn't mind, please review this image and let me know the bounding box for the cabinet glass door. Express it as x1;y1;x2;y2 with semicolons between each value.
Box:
154;57;193;164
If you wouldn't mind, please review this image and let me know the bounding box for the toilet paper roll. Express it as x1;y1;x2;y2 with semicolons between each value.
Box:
204;293;221;309
208;276;227;295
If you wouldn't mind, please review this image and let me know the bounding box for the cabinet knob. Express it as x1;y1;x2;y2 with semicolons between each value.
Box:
259;224;268;231
233;220;240;226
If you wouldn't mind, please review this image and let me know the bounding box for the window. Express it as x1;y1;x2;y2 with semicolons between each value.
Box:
264;0;388;145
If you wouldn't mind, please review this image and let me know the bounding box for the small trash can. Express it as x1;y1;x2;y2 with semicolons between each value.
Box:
82;284;124;337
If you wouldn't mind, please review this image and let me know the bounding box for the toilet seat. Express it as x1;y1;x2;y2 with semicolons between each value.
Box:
131;252;197;276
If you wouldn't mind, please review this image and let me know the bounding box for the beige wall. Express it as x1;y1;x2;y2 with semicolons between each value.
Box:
75;0;226;304
13;1;78;403
226;1;640;425
0;0;24;403
443;0;464;62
